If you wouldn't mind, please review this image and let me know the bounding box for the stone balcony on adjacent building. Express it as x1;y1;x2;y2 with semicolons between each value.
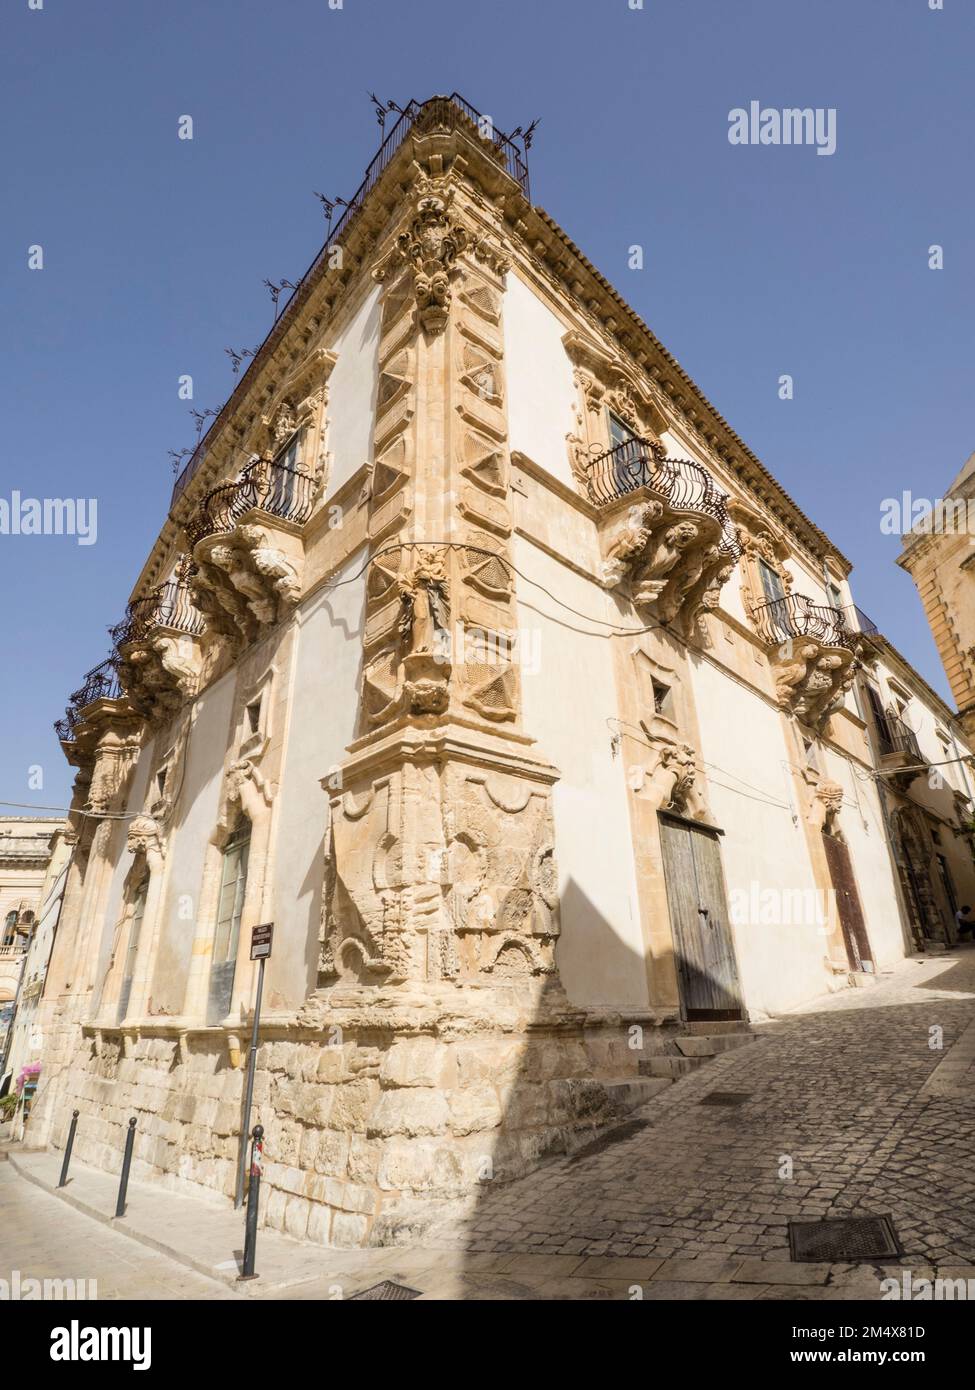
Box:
110;565;206;723
586;437;742;639
752;592;861;731
183;455;315;646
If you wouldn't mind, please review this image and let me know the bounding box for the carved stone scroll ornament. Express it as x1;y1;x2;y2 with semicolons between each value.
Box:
770;640;857;732
599;503;664;588
216;758;273;842
379;195;471;335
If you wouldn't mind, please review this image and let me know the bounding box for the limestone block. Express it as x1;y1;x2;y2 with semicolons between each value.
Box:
369;1088;450;1137
265;1186;287;1231
329;1077;379;1133
519;1038;589;1084
377;1138;465;1193
448;1082;502;1136
330;1211;371;1249
379;1036;448;1088
323;1177;377;1216
306;1202;332;1246
454;1039;523;1089
302;1084;336;1128
315;1045;350;1084
315;1128;352;1177
347;1135;381;1185
284;1195;311;1240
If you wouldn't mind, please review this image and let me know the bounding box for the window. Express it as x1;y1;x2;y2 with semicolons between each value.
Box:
269;431;302;516
2;910;17;947
803;737;820;772
826;580;844;612
208;819;251;1023
609;412;636;449
651;679;674;718
865;683;894;754
246;698;262;737
758;559;786;605
156;769;167;799
117;877;148;1022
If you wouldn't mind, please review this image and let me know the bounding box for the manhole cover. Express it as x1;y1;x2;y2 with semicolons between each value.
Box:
349;1280;422;1301
789;1216;900;1263
699;1091;751;1106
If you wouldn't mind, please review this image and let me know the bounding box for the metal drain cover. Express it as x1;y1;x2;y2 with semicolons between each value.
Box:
699;1091;751;1106
789;1216;900;1263
349;1280;422;1301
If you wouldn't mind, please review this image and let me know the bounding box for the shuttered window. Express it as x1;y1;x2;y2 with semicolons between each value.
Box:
208;820;251;1022
117;877;148;1022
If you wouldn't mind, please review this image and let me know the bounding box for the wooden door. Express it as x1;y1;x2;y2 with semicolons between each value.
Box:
659;812;744;1020
822;832;874;971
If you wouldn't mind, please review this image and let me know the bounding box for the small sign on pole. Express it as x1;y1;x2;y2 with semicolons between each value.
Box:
235;922;273;1209
250;923;273;961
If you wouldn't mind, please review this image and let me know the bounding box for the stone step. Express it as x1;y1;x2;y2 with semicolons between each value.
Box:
602;1076;673;1108
683;1020;752;1035
640;1056;702;1078
674;1033;757;1058
849;970;880;988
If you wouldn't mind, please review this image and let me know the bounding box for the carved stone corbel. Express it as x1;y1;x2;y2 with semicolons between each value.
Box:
810;780;844;836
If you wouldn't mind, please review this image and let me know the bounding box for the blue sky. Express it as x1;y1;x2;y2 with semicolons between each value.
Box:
2;0;971;812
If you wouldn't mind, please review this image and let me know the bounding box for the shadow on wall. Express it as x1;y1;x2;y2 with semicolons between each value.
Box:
394;875;671;1273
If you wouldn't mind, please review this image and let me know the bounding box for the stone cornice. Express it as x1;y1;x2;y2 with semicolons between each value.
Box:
128;98;848;614
510;207;850;576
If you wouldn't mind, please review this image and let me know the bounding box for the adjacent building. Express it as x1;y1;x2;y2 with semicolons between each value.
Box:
27;96;975;1245
0;818;64;1066
898;452;975;740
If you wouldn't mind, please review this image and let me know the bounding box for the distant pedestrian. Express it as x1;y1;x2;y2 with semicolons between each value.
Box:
956;905;975;940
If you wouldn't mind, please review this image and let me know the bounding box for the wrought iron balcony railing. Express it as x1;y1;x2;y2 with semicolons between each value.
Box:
845;604;879;638
55;657;124;742
171;94;530;509
185;458;316;549
110;574;205;648
584;437;742;559
876;707;924;762
752;593;859;652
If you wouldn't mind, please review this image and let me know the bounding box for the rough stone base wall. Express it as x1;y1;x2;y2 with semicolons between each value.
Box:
44;1005;654;1247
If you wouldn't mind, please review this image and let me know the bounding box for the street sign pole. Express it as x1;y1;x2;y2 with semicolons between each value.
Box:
234;924;273;1210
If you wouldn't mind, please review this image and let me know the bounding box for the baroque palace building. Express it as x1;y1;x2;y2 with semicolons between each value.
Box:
29;96;975;1246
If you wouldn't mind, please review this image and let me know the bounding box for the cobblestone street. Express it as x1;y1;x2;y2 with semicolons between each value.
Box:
2;950;975;1303
427;947;975;1285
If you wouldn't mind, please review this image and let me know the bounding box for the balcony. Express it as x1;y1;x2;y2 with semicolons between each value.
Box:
184;457;314;645
110;566;206;722
752;593;859;652
54;657;128;748
170;94;531;509
752;593;861;730
875;706;927;788
586;438;742;638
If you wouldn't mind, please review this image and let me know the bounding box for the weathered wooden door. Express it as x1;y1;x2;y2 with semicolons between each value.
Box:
658;812;744;1021
822;832;874;972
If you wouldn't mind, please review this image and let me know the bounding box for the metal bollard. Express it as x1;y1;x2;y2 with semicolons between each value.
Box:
57;1110;80;1188
114;1117;137;1219
238;1125;264;1281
